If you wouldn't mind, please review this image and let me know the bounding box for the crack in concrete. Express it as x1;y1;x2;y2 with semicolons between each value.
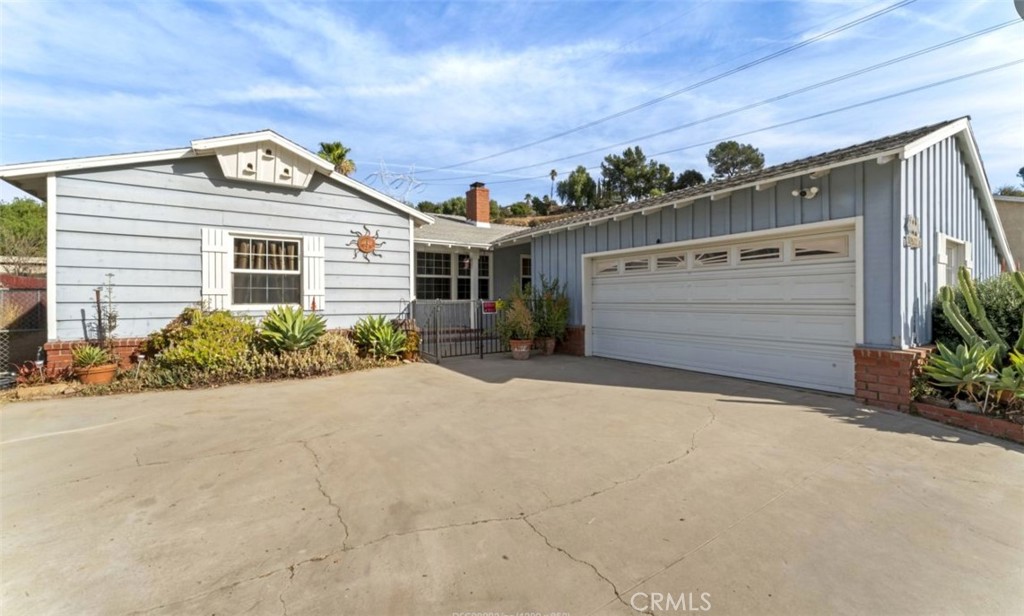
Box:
124;405;719;616
524;518;652;616
300;440;350;549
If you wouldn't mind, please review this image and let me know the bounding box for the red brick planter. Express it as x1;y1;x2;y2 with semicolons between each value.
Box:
912;402;1024;444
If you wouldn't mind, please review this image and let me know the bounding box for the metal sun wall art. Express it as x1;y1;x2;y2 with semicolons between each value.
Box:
347;225;386;262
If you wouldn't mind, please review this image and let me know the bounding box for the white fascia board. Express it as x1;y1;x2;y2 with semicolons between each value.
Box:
809;169;831;179
951;128;1015;270
415;239;493;250
900;118;969;160
191;131;335;174
673;200;694;209
640;205;663;216
755;182;776;191
0;147;194;180
709;192;730;201
612;211;635;222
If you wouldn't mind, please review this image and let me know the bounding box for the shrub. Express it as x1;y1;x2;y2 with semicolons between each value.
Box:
371;325;407;359
933;271;1023;352
497;285;536;343
145;307;257;371
352;315;390;354
533;276;570;340
260;306;326;352
352;315;407;358
72;345;113;368
922;341;998;402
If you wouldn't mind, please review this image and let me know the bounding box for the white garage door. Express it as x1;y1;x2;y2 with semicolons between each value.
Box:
588;228;856;394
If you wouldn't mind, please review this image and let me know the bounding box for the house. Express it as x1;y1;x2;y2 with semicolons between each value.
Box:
488;117;1014;403
994;194;1023;268
0;130;435;368
0;117;1014;404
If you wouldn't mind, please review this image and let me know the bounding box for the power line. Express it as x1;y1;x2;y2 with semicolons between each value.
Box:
421;20;1018;184
430;59;1023;188
420;0;918;174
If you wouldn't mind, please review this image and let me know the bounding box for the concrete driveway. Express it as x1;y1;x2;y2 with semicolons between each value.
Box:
2;356;1022;615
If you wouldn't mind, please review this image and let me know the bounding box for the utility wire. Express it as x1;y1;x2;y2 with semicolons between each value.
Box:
421;0;918;174
420;20;1018;183
427;58;1023;187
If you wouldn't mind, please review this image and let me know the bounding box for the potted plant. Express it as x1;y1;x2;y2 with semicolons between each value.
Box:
533;276;570;355
72;344;117;385
497;291;536;360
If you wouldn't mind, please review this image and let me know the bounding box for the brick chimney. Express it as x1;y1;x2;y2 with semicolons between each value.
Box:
466;182;490;228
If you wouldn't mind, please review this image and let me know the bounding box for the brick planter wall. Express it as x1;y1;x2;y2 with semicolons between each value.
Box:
44;338;147;376
556;326;585;356
913;402;1024;444
853;346;932;412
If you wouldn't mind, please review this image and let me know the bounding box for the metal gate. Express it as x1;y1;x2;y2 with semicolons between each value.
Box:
410;300;507;362
1;288;47;388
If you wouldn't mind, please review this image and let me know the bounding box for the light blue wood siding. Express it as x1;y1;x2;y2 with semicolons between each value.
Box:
54;157;413;339
899;136;1003;347
492;244;531;299
534;160;903;346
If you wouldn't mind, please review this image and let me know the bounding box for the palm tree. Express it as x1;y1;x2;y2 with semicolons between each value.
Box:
318;141;356;176
549;169;558;201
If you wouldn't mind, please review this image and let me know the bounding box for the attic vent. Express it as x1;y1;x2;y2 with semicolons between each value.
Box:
281;168;291;177
263;148;273;157
244;162;255;174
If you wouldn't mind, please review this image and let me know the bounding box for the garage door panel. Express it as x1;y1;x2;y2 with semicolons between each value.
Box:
593;272;853;305
588;233;855;394
592;309;855;347
591;331;853;394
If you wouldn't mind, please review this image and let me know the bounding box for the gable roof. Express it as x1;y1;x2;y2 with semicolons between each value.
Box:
0;130;434;226
415;214;525;249
492;117;1012;268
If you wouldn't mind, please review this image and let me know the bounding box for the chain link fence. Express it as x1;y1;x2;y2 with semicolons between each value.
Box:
1;289;47;386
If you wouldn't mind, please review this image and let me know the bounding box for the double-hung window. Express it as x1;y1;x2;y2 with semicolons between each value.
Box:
478;255;491;300
231;236;301;305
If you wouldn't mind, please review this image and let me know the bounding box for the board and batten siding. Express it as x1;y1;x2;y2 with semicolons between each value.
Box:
53;157;413;339
533;159;902;347
899;135;1002;347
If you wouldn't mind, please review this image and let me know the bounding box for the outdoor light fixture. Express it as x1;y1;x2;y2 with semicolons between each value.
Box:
791;187;819;199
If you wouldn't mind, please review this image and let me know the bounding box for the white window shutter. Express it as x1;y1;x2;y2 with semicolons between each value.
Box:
201;228;230;309
303;235;326;311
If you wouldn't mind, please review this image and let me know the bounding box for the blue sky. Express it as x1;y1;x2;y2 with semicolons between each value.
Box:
1;0;1021;206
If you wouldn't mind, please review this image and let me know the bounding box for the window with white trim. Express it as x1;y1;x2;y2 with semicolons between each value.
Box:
231;236;301;305
937;234;970;289
739;244;782;264
655;253;686;270
623;257;650;273
416;252;451;300
694;250;729;267
521;255;532;290
478;255;491;300
793;235;849;260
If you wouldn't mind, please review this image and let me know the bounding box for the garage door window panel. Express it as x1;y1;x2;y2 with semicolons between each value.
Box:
623;258;651;273
739;244;782;264
793;235;849;260
655;254;687;270
694;250;729;267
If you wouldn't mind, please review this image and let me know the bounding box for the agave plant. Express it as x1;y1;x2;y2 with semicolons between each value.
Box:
371;325;408;359
72;344;114;368
352;315;391;353
993;351;1024;401
260;306;327;352
922;341;998;401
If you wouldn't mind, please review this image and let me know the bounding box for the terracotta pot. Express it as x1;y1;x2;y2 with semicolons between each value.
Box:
536;337;556;356
510;339;532;360
75;364;117;385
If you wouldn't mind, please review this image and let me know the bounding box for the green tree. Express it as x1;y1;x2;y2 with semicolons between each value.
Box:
0;197;47;275
673;169;706;190
556;166;598;211
438;196;467;216
317;141;356;176
416;200;441;213
705;141;764;180
549;169;558;200
1018;166;1023;186
506;201;534;217
601;146;674;203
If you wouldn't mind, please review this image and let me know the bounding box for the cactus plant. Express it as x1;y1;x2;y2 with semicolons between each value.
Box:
939;267;1024;360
